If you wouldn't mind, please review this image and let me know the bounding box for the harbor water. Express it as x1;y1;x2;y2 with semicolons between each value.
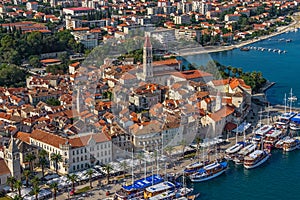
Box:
186;30;300;199
184;29;300;107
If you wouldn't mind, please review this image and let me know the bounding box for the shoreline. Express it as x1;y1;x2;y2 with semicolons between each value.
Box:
178;12;300;56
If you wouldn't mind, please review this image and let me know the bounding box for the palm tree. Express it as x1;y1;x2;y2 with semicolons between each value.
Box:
67;174;78;192
23;170;31;187
13;195;23;200
85;169;94;188
31;176;39;188
195;137;202;161
24;153;36;171
49;182;58;200
135;152;144;173
50;153;62;174
14;180;22;197
103;164;113;184
32;185;40;200
119;161;128;178
179;139;187;158
39;157;48;178
7;176;16;192
38;149;48;178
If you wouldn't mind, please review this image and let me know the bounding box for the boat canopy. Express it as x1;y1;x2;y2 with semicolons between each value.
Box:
291;114;300;124
232;122;251;133
122;174;163;191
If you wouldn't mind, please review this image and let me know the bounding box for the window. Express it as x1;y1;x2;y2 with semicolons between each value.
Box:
81;164;83;169
64;152;67;156
81;156;83;161
73;158;75;163
73;151;75;156
77;165;79;170
73;166;75;171
81;149;83;154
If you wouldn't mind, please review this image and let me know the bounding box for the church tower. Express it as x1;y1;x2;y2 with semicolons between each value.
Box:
4;136;21;180
142;34;153;80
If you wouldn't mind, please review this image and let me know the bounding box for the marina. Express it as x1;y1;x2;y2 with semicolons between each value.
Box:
240;46;287;54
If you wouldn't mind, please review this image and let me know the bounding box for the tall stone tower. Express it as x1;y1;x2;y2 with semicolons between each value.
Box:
143;34;153;80
215;91;222;112
4;136;21;180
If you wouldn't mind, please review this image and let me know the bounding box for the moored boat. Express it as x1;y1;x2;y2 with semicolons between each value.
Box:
183;161;205;175
282;138;300;152
275;136;290;149
240;47;250;51
254;125;273;136
225;142;244;154
115;174;163;200
144;181;176;199
244;150;270;169
189;161;228;182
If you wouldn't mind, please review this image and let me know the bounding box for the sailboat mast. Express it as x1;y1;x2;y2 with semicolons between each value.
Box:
132;148;134;184
290;88;293;113
284;93;287;114
144;145;147;179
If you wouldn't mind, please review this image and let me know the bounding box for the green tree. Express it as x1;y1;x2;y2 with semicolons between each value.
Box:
50;182;58;200
179;139;187;158
29;55;41;68
119;161;128;178
103;164;113;184
23;170;31;187
85;169;94;188
25;153;36;171
7;176;16;192
67;174;78;192
32;185;40;200
46;98;60;106
50;153;62;174
14;180;22;197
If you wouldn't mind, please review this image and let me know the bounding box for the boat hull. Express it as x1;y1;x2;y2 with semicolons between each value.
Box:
190;168;226;182
283;145;298;152
244;154;270;169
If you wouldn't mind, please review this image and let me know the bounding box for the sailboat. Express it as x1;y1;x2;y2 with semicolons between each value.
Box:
175;172;193;198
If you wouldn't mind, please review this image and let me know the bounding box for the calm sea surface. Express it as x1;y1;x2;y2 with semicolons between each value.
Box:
184;30;300;107
186;30;300;199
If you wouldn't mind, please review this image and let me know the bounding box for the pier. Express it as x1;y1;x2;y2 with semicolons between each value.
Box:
259;81;276;92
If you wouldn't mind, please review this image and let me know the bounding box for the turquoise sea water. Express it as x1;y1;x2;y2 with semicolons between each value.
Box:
184;30;300;107
187;31;300;199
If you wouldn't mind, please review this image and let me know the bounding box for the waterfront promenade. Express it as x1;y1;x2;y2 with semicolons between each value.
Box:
176;12;300;57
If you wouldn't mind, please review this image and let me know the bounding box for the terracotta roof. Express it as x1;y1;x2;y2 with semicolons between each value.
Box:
30;129;67;148
174;70;213;80
211;79;230;86
0;159;10;176
40;59;61;64
209;105;235;122
15;131;31;144
153;59;179;67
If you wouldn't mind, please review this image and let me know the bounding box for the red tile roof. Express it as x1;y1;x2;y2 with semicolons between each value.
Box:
0;159;10;176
